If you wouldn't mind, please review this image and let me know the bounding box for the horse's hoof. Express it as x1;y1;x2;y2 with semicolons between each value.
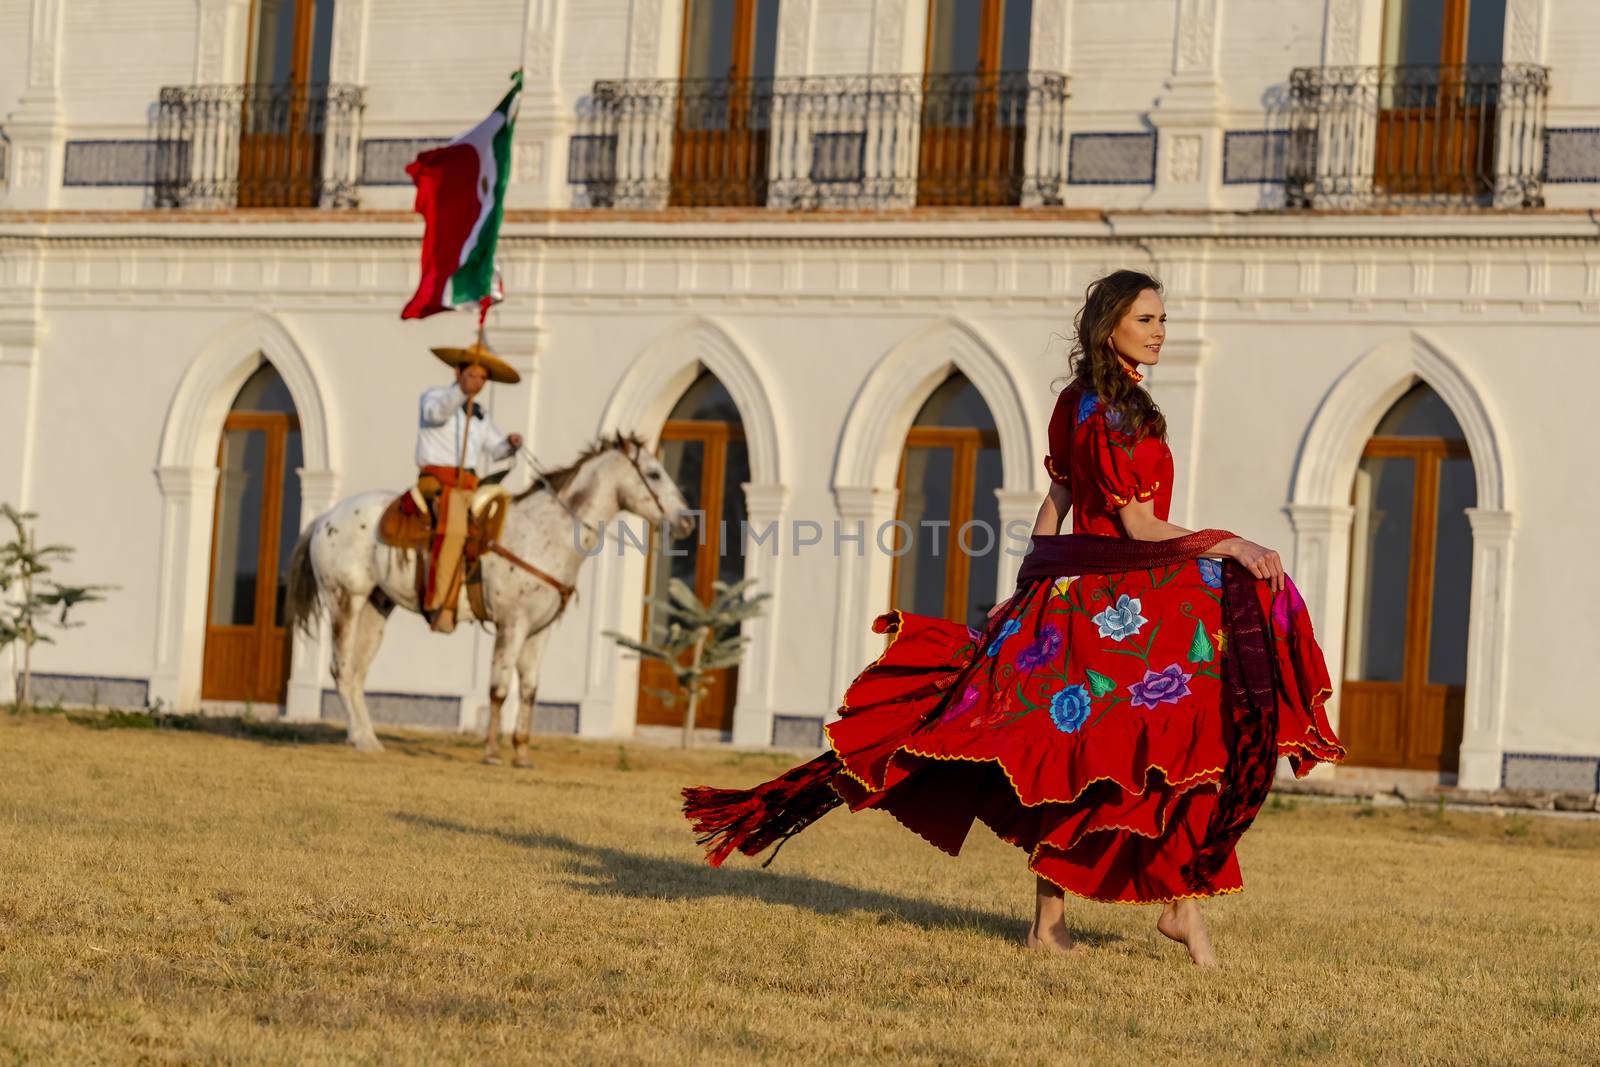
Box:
350;736;384;754
481;754;502;766
512;755;534;770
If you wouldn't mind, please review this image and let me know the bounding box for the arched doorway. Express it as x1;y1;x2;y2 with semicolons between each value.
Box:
1341;382;1475;772
201;360;303;703
891;372;1003;630
636;370;749;734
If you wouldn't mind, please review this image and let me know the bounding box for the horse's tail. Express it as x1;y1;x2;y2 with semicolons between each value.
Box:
285;519;324;637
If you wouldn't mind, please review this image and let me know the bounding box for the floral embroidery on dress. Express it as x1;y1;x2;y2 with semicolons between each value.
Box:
1048;684;1092;733
1076;390;1100;425
986;618;1021;657
1128;663;1194;710
941;684;982;723
1014;623;1063;671
1092;594;1147;641
1196;557;1223;589
1052;576;1076;598
1271;577;1307;631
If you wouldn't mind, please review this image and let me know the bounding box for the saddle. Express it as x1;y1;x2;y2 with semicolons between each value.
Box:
378;484;510;623
376;483;576;625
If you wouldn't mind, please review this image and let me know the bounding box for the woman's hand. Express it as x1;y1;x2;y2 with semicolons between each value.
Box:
1218;537;1285;592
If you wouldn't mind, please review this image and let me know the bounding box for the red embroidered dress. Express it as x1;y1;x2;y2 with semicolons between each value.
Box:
688;383;1344;904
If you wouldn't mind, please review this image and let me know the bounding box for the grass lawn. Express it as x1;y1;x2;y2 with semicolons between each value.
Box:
1;709;1596;1066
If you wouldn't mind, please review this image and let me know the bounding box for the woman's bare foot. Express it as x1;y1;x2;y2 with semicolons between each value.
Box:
1157;900;1218;967
1023;874;1080;954
1023;922;1079;954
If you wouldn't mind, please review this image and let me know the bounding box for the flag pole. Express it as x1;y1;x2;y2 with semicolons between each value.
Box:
518;1;534;79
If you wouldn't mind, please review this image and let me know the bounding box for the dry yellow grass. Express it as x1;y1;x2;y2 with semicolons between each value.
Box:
1;709;1596;1066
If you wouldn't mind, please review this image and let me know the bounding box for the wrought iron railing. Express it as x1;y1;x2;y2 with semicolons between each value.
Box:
1286;63;1548;209
569;70;1069;210
153;83;365;208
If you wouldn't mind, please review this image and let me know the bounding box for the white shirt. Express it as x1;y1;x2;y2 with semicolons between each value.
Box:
415;383;514;473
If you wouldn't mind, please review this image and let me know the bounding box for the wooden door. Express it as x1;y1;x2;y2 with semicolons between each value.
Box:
1340;436;1472;771
917;0;1033;206
240;0;335;207
202;410;303;703
670;0;780;206
636;420;749;732
1375;0;1505;199
891;425;1003;630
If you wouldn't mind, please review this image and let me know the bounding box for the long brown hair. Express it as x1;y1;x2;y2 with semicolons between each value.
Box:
1060;269;1168;442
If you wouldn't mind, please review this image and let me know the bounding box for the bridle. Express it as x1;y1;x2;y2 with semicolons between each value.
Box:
620;440;672;523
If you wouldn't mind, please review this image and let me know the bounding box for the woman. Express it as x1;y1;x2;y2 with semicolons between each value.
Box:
683;270;1343;967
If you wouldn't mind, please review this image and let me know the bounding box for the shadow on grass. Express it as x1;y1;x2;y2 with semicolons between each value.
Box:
7;702;448;756
393;812;1121;948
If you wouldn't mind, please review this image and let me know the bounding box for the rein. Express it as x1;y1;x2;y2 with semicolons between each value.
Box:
483;541;578;616
512;446;601;544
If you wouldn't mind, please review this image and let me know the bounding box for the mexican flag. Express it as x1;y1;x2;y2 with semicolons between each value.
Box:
401;71;522;319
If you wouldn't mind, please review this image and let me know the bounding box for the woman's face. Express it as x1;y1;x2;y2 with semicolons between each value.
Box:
1108;288;1166;368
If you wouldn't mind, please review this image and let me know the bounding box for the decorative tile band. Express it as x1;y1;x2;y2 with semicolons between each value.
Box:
811;131;867;184
1222;129;1288;184
358;137;448;186
1067;131;1157;185
566;133;617;183
1501;751;1600;792
321;688;459;729
772;713;825;749
62;140;158;187
1542;127;1600;183
27;672;150;708
534;702;580;734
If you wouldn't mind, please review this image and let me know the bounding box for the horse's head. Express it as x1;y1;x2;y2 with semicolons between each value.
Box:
607;432;696;540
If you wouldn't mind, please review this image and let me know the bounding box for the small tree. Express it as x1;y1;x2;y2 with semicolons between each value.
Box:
0;504;110;708
605;576;770;748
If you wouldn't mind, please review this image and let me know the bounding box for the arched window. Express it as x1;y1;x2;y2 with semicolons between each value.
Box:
202;359;302;703
1342;382;1475;772
891;372;1002;630
636;370;749;735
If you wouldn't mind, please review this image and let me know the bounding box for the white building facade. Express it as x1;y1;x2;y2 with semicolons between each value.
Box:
2;0;1596;792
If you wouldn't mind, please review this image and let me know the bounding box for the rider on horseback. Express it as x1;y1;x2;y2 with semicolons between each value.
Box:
417;340;523;632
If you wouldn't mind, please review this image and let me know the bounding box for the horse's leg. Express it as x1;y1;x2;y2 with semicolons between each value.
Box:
348;594;394;751
511;627;555;770
482;620;525;766
332;591;389;753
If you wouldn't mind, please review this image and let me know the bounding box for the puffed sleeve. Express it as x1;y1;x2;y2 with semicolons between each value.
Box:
1043;388;1075;485
1085;405;1165;510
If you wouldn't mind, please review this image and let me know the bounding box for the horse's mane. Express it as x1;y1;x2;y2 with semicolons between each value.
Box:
515;429;649;502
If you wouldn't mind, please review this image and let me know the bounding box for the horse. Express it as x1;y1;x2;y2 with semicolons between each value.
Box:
285;431;696;766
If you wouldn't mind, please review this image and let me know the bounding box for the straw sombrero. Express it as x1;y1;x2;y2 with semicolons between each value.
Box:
430;339;521;384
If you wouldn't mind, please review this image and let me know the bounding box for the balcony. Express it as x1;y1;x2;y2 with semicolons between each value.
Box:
1286;63;1549;210
152;83;365;209
568;71;1069;211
